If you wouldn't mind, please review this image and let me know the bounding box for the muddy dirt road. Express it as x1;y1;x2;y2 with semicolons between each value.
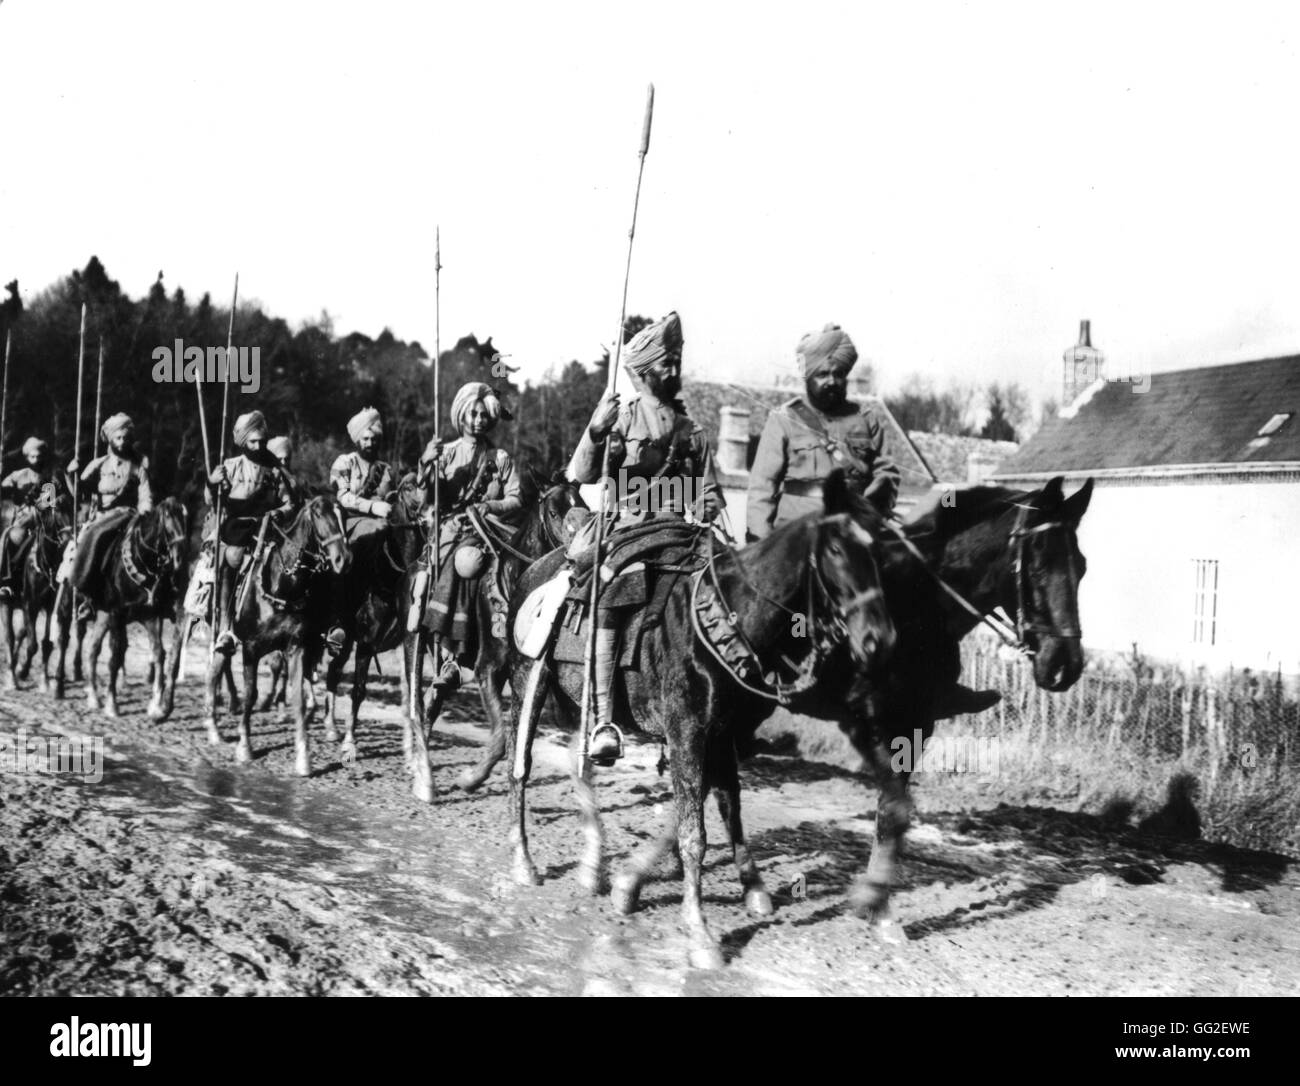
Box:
2;641;1298;996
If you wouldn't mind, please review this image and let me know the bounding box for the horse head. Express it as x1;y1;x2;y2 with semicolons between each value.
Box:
816;470;896;672
153;498;190;573
302;495;351;574
541;472;587;548
1012;476;1093;691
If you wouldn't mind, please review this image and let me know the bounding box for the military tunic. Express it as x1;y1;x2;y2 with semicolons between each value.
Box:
2;466;57;533
330;451;395;516
77;452;153;517
746;396;900;540
421;437;523;543
568;395;723;521
208;452;295;548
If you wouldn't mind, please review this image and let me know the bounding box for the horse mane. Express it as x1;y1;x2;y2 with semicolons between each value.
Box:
903;485;1033;543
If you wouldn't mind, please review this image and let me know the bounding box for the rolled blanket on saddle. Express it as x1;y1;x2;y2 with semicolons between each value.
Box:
70;508;136;602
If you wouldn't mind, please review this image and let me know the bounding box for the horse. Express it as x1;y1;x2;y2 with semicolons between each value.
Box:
610;475;1095;952
399;473;586;802
0;493;87;694
202;494;350;776
504;470;896;969
76;497;190;720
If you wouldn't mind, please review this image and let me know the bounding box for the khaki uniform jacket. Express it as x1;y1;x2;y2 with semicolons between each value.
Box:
77;453;153;516
746;397;900;539
214;453;295;520
330;451;396;516
568;395;723;520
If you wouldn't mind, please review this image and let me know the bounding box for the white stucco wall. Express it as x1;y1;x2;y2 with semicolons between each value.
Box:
1071;480;1300;674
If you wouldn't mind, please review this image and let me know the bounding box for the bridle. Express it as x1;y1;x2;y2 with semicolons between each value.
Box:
692;514;887;704
121;505;188;603
268;501;347;580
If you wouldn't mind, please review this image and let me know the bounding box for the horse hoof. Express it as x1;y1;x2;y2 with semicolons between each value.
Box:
849;877;890;922
455;765;490;793
577;864;607;896
745;888;776;917
412;777;436;804
688;942;726;971
870;917;908;947
611;874;641;915
254;696;273;713
339;739;357;764
234;741;252;765
323;727;340;745
2;677;16;693
511;857;542;887
53;685;65;700
103;705;119;719
37;679;49;694
146;702;166;722
294;751;312;778
86;695;100;712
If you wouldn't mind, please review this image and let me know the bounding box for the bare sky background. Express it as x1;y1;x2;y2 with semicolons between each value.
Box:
3;0;1299;408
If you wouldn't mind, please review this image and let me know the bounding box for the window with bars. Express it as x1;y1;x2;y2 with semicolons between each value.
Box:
1191;559;1219;645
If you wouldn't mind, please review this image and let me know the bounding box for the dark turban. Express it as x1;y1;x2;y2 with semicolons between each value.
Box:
623;311;683;378
798;323;858;380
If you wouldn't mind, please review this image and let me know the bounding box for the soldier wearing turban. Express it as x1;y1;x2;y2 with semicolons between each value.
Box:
206;410;296;654
746;323;900;540
60;412;154;604
0;436;58;597
412;381;523;680
564;311;724;764
323;408;397;655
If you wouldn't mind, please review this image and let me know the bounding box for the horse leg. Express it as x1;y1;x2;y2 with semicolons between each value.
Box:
456;654;508;792
155;610;185;721
1;603;17;691
569;731;607;896
53;599;71;700
256;651;280;713
710;742;774;917
612;805;680;915
848;734;913;945
33;602;53;694
668;724;724;970
289;643;311;777
103;617;126;718
73;611;86;682
342;644;370;763
235;643;258;764
322;643;347;744
145;617;167;720
202;643;225;746
401;631;422;762
506;658;549;887
85;611;109;712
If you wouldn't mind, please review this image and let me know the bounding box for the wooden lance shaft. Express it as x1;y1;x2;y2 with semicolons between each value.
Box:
209;274;239;668
0;329;10;474
579;83;655;770
69;303;87;617
92;339;105;459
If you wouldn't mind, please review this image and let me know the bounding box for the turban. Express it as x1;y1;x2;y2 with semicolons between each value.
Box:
267;436;293;462
101;413;133;444
22;437;47;458
450;382;509;435
347;407;383;444
232;410;268;449
623;311;683;378
798;323;858;380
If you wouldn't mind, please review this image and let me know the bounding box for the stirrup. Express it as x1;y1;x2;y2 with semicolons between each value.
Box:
431;656;461;690
324;627;347;657
588;723;624;767
0;585;13;600
213;630;238;655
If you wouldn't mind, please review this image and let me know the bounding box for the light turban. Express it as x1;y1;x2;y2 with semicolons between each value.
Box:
623;311;683;378
798;323;858;380
101;413;133;444
450;382;508;436
22;437;47;458
347;407;383;444
232;410;268;449
267;436;293;461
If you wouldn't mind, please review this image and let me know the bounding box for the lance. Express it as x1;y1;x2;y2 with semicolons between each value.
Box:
1;328;10;475
67;303;88;620
578;83;655;772
92;338;105;459
409;228;442;719
208;273;239;670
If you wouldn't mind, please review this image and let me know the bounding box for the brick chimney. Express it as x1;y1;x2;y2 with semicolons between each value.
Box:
717;406;751;475
1062;319;1105;406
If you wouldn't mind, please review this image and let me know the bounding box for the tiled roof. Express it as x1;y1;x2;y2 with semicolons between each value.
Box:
909;432;1019;484
995;355;1300;477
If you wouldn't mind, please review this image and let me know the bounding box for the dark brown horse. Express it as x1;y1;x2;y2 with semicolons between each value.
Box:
202;495;350;776
75;498;190;720
0;493;87;694
400;475;585;802
505;471;896;968
612;475;1095;952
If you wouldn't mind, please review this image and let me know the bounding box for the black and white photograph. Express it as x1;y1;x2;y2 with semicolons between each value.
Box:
0;0;1295;1041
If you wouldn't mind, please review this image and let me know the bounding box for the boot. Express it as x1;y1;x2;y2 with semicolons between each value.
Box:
430;644;461;690
587;627;624;767
213;564;238;656
932;682;1001;719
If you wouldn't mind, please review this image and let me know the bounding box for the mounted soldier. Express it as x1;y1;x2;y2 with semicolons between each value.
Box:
746;323;899;538
320;408;396;655
0;437;59;599
415;380;523;686
267;435;303;504
565;310;723;764
747;322;998;719
206;410;295;655
62;413;153;607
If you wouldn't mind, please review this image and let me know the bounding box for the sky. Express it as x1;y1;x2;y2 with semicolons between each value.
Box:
3;0;1300;412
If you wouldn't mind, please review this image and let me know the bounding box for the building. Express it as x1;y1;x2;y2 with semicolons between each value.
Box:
993;324;1300;674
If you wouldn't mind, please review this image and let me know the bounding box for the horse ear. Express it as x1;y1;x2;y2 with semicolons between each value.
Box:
1043;475;1065;501
822;468;851;515
1064;477;1094;522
